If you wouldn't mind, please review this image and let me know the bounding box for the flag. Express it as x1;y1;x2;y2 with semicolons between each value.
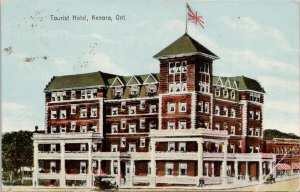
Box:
187;3;204;29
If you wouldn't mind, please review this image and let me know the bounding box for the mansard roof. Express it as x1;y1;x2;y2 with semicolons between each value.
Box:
45;71;160;91
44;71;117;91
213;75;265;93
153;33;218;60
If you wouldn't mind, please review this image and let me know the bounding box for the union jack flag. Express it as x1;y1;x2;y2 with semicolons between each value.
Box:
187;3;204;29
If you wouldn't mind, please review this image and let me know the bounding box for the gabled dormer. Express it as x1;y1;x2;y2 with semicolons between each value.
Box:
126;75;142;97
144;73;159;96
110;76;125;99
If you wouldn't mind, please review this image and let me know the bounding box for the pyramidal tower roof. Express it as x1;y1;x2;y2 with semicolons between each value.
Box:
153;33;219;60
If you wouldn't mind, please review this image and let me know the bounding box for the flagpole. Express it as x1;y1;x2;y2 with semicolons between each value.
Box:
185;2;188;34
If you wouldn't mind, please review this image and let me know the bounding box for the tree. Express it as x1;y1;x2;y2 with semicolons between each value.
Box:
2;131;33;184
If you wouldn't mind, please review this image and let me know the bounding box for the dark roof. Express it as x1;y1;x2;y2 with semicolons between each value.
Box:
153;33;218;59
44;71;117;91
213;75;265;93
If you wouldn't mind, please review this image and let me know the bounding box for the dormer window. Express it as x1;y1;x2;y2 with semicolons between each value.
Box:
129;106;136;115
169;63;175;74
81;90;86;99
114;87;122;99
71;90;76;99
148;84;156;93
215;88;220;97
86;89;92;99
130;85;138;97
231;91;235;99
223;89;228;98
150;105;156;114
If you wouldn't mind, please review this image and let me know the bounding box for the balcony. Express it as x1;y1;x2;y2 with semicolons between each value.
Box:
37;173;60;180
155;151;197;160
65;174;88;180
37;151;61;159
33;132;102;141
155;176;198;185
203;152;224;160
150;128;228;138
64;151;89;159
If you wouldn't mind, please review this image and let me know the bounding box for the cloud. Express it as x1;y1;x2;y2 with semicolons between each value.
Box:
2;102;38;132
221;16;298;53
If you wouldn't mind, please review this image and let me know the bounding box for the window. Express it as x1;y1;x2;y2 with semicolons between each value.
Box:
129;106;136;115
113;161;118;174
129;124;136;133
80;108;87;118
179;142;186;152
249;111;254;119
80;125;87;133
223;107;228;117
150;105;157;113
51;110;57;119
204;163;208;176
91;108;97;117
230;144;235;153
140;137;146;148
86;89;92;99
198;102;203;112
111;124;118;134
215;88;220;97
51;126;57;133
179;121;186;129
111;144;118;152
179;163;187;176
204;102;209;113
250;93;260;103
215;106;220;115
255;128;260;136
71;105;76;114
176;83;181;92
60;125;66;133
50;144;56;152
140;118;145;129
130;85;138;96
179;102;187;112
80;144;87;151
256;111;261;120
248;128;253;136
51;92;57;101
140;100;146;110
80;161;86;174
181;82;187;92
231;91;235;99
166;163;174;176
199;82;209;93
249;146;254;153
50;161;56;173
120;138;126;148
175;62;181;73
168;142;175;152
255;146;259;153
204;122;209;129
230;126;235;135
114;87;122;98
169;63;175;74
81;90;86;99
215;123;220;130
223;123;228;130
71;90;76;99
148;84;156;94
121;119;126;129
149;122;156;129
129;143;136;152
168;103;176;113
111;107;118;116
199;63;209;73
182;61;187;73
231;109;236;117
121;102;126;111
70;121;76;131
91;125;97;132
223;89;228;98
169;83;175;92
168;122;175;130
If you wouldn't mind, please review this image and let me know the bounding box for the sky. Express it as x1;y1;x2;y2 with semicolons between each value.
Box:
1;0;299;135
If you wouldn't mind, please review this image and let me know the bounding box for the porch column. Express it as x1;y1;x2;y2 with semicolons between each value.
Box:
117;160;121;186
245;162;249;180
197;139;204;178
234;160;238;179
150;139;156;187
259;160;263;182
130;160;135;186
211;162;215;177
87;141;93;187
33;142;38;187
60;141;66;187
98;160;101;175
221;141;228;185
